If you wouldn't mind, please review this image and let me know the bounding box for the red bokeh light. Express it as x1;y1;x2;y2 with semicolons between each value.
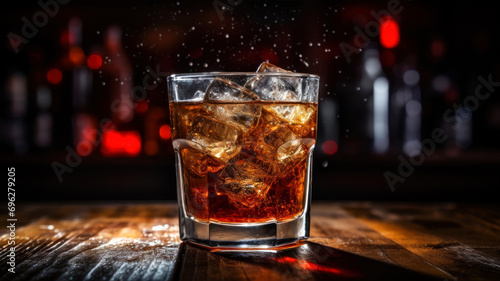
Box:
101;130;141;156
261;48;279;65
123;134;141;155
76;141;92;156
380;50;396;67
60;29;69;47
87;54;103;69
135;100;149;114
190;47;203;59
159;125;171;140
431;39;446;58
322;140;338;155
47;68;62;84
380;17;400;49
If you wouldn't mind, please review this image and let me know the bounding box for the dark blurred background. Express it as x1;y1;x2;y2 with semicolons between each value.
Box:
1;0;499;202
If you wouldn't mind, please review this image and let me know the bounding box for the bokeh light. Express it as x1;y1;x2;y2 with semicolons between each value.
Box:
380;17;400;49
47;68;62;84
159;125;171;140
87;54;103;69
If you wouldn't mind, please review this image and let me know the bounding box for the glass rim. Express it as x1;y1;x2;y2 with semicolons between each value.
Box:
168;72;320;80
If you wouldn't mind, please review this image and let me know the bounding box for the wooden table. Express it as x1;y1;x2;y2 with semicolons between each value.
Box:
1;202;499;280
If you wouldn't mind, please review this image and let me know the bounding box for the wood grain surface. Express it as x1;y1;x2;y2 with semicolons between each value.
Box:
1;203;499;280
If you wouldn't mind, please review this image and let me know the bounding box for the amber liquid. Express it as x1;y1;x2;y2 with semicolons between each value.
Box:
170;101;317;223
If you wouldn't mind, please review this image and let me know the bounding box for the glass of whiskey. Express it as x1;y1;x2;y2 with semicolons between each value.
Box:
167;63;319;247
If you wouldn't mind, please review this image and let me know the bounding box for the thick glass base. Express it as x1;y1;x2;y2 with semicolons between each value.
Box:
178;210;310;248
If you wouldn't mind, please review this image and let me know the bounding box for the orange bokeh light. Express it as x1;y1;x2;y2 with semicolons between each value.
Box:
144;140;159;155
69;46;85;66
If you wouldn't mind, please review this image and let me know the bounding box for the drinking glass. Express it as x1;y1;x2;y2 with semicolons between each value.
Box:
167;70;319;247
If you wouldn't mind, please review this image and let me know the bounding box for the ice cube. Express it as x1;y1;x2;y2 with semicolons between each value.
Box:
188;116;241;162
246;109;297;147
205;78;262;132
263;125;297;149
217;152;274;208
245;62;302;100
259;126;297;166
263;103;315;125
193;90;205;100
277;138;315;173
205;77;259;102
173;139;207;177
173;139;226;176
256;62;292;73
242;115;297;169
205;103;261;133
170;102;208;139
